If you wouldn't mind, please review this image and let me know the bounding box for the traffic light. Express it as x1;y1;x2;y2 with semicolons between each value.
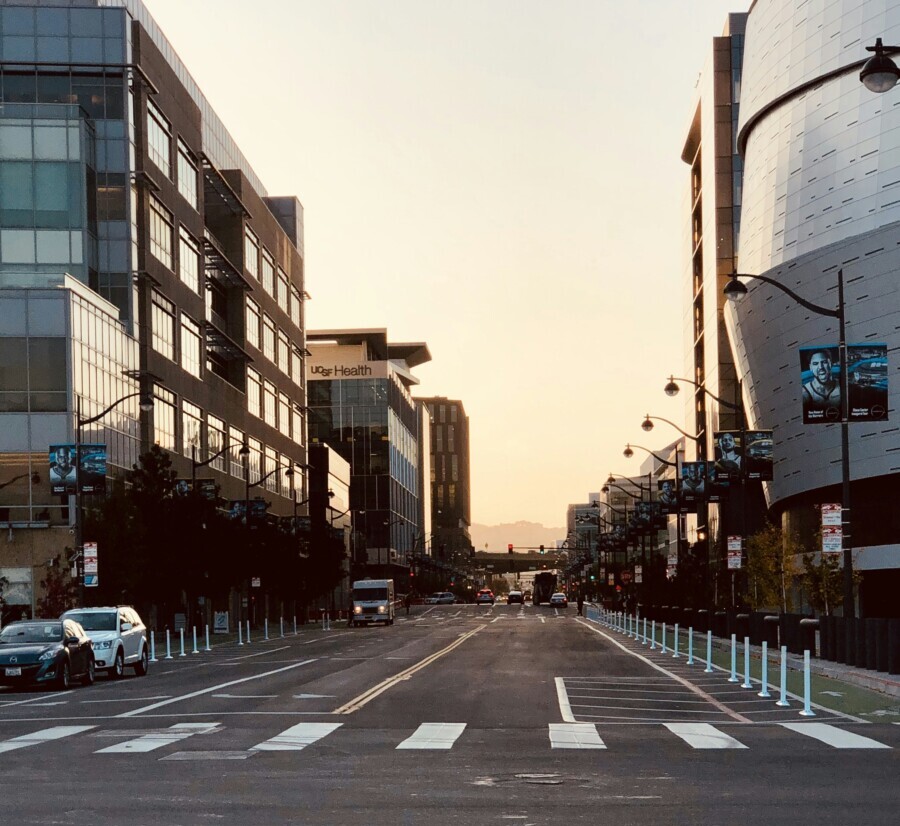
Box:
539;544;545;554
507;543;513;554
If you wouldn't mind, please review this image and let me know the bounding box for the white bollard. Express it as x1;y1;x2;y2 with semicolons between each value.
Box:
800;650;816;717
728;634;738;682
741;636;753;688
192;626;199;655
643;617;648;645
165;629;173;660
673;623;680;658
237;622;244;645
293;616;297;635
179;628;186;657
661;622;667;655
651;620;657;650
264;618;269;641
205;624;211;652
687;627;694;665
704;630;713;673
757;641;771;698
150;630;158;662
246;619;251;644
776;645;790;707
280;617;285;638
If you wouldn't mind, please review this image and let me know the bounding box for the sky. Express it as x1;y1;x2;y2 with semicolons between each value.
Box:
142;0;746;528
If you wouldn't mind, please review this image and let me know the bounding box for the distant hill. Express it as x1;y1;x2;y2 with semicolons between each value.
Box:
471;521;566;554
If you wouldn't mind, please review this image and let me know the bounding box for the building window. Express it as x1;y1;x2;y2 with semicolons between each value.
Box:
290;285;301;327
277;330;290;375
262;315;276;363
149;195;173;270
229;426;245;478
146;99;171;178
208;414;226;471
244;228;259;279
276;268;289;309
279;392;291;437
265;446;279;493
450;405;458;423
435;426;443;453
176;139;198;209
153;385;176;451
151;290;175;360
178;228;201;294
247;437;262;485
291;345;303;386
182;400;202;458
448;425;455;452
263;379;277;428
247;368;262;418
452;454;458;482
292;404;304;442
180;314;202;378
245;298;260;349
261;250;275;297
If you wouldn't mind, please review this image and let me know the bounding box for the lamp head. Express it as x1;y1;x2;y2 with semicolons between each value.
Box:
724;274;748;302
623;444;634;459
605;474;615;485
285;467;295;479
664;376;680;397
601;484;609;495
641;416;654;432
861;38;900;93
238;442;250;457
139;391;155;413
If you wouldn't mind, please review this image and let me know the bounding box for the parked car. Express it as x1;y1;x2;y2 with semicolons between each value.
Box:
549;592;569;608
507;590;524;604
475;589;495;605
0;619;95;689
61;606;148;678
424;592;456;605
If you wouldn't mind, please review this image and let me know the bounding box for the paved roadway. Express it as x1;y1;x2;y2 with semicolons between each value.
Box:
1;603;897;825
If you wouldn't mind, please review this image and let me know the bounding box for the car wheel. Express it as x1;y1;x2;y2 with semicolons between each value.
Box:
82;657;95;686
112;648;125;679
133;646;149;677
57;660;71;690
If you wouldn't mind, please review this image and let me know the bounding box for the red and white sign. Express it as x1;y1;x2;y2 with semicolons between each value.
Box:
822;525;843;553
821;504;842;527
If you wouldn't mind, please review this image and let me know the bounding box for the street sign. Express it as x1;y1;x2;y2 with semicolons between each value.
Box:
821;503;842;526
83;541;98;587
822;525;842;553
634;565;643;584
251;577;261;587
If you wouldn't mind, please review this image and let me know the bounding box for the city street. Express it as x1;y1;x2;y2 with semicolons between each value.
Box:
0;605;897;825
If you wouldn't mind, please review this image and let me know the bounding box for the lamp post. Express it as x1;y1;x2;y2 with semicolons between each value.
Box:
623;443;678;468
190;441;230;490
724;269;855;621
640;414;703;448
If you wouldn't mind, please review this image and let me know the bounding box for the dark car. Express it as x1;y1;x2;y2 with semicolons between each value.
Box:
507;590;524;604
0;619;95;690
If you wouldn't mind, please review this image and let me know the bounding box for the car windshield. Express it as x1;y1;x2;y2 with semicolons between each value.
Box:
353;587;388;601
64;611;117;631
0;623;63;644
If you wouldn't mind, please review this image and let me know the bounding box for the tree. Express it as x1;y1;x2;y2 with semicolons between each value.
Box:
38;553;80;616
745;521;803;612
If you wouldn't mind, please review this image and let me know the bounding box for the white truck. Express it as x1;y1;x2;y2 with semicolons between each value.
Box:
350;578;395;627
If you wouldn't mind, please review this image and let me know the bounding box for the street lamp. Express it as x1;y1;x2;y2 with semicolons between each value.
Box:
859;38;900;93
623;443;678;467
724;269;855;621
641;414;702;445
74;385;154;601
663;375;741;412
190;440;230;489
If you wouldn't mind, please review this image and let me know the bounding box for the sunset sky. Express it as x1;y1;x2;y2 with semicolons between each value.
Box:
142;0;745;527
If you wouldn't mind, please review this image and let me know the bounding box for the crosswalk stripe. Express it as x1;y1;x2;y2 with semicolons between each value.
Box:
396;722;466;749
664;723;747;749
549;722;606;749
780;722;891;749
251;722;342;751
0;725;95;754
95;723;219;754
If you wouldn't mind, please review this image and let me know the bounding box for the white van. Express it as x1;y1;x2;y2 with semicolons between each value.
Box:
351;579;395;627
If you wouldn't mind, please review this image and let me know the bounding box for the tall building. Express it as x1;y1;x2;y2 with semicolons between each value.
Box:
306;329;430;578
418;397;472;564
727;0;900;616
0;0;308;617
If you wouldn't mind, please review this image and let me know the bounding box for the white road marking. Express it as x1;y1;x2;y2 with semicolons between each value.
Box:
396;722;466;750
211;694;278;699
0;725;94;754
116;658;318;718
293;693;335;699
664;723;747;749
0;690;72;708
556;677;576;723
549;722;606;749
96;722;219;753
780;723;891;749
251;722;342;751
81;695;171;704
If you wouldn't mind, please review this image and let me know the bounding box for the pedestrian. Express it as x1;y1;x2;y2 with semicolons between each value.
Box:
404;592;412;616
577;593;584;616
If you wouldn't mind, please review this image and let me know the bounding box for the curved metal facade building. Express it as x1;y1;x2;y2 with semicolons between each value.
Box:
727;0;900;608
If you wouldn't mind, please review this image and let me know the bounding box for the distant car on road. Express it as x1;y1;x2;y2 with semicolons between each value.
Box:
61;606;148;678
475;589;495;605
507;590;524;604
549;592;568;608
0;619;95;689
424;592;456;605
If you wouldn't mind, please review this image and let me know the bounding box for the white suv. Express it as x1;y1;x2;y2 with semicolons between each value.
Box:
61;606;149;678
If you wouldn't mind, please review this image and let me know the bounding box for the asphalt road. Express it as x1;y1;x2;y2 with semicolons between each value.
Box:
1;603;897;825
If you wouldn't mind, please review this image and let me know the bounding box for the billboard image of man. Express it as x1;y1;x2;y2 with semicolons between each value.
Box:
714;431;743;481
657;479;679;513
49;445;77;494
800;346;840;423
680;462;706;506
